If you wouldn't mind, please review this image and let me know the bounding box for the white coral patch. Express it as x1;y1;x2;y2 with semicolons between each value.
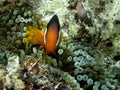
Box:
7;55;20;75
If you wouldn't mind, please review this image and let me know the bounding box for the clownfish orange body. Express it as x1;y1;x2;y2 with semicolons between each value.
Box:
44;15;61;54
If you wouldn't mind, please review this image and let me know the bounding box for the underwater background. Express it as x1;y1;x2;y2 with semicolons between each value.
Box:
0;0;120;90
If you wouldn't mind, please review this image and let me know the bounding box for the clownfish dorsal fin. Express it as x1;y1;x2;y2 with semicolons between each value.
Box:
44;14;60;45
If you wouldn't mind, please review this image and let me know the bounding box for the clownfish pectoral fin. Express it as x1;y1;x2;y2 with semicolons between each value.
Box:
44;14;60;45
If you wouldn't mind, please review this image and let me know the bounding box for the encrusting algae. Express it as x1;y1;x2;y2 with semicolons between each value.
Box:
23;15;61;54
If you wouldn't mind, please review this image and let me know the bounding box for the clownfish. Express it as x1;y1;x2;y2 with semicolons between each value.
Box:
23;14;61;54
44;14;61;54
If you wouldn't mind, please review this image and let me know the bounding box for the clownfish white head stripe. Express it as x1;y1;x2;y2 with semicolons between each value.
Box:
56;30;61;46
44;28;47;45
